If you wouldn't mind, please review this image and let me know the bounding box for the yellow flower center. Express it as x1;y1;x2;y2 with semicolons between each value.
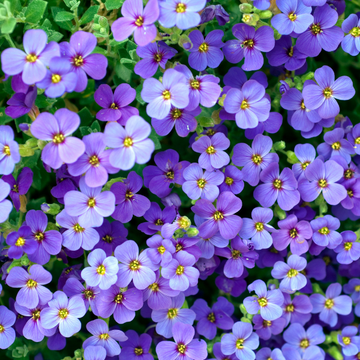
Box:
232;250;241;259
130;260;141;271
73;55;84;67
99;333;110;340
242;39;254;48
162;90;171;100
97;264;106;275
236;338;245;349
300;100;306;110
88;197;96;208
0;325;4;333
287;269;298;278
51;74;62;84
110;103;118;109
286;304;294;312
74;223;85;233
252;154;262;165
273;179;282;189
258;297;268;307
355;285;360;292
197;178;207;189
288;46;294;57
135;16;144;26
288;12;297;21
289;228;298;238
350;27;360;37
199;43;209;52
15;237;26;247
255;222;264;231
135;347;144;355
123;137;133;147
355;137;360;144
301;161;310;170
176;3;186;13
206;145;216;154
35;232;44;241
26;279;37;288
225;177;234;185
114;293;123;304
178;216;191;229
32;310;41;320
149;282;159;292
190;80;200;89
207;312;216;322
325;298;334;309
332;141;341;150
241;100;250;110
154;53;163;63
26;53;38;63
167;308;178;319
343;337;351;345
13;184;19;193
53;133;65;144
84;289;95;299
263;320;272;327
126;191;134;200
344;242;353;251
176;265;185;275
345;169;354;179
166;170;174;179
311;23;322;35
213;210;224;221
318;227;330;235
176;243;183;252
89;155;100;167
323;87;333;99
102;235;113;243
178;344;186;354
58;308;69;319
158;245;166;254
171;108;182;119
300;338;309;349
318;179;327;188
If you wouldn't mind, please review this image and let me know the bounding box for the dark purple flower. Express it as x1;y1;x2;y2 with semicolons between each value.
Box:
200;5;229;26
135;41;177;79
119;330;153;360
6;226;37;259
60;31;108;92
253;315;286;340
0;306;16;349
94;84;138;124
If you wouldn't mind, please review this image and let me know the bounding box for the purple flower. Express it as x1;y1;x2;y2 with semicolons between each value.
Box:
342;14;360;56
41;291;86;337
6;226;37;259
6;265;52;308
310;283;352;327
135;41;178;79
253;314;286;340
120;330;153;360
272;215;312;255
141;68;189;119
292;144;316;180
31;109;85;170
25;210;62;265
244;280;284;321
221;321;259;360
94;84;137;124
271;254;307;294
104;115;154;170
253;0;270;9
296;4;344;57
271;0;313;35
83;319;127;357
239;207;274;250
257;348;285;360
84;346;106;360
2;167;33;212
1;29;60;84
267;36;307;71
298;158;347;205
219;166;244;195
111;0;159;46
138;202;176;235
283;323;325;352
223;24;275;71
310;215;342;249
344;278;360;303
0;306;16;349
146;235;175;267
159;0;206;30
254;163;300;211
282;293;313;326
338;326;360;356
81;249;118;290
151;292;196;338
334;231;360;264
174;64;222;110
115;240;156;290
192;133;230;171
303;66;355;119
0;125;20;175
97;285;143;324
232;134;279;186
224;80;270;130
60;31;108;92
282;345;323;360
188;30;224;71
143;149;189;198
348;123;360;155
111;171;151;223
156;322;207;360
183;163;224;201
192;191;242;240
200;5;229;26
64;177;116;228
162;251;199;291
36;56;77;98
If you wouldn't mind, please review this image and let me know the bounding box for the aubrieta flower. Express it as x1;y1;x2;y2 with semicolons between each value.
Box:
0;306;16;349
303;66;355;119
2;167;33;212
60;31;108;92
254;163;300;211
115;240;156;290
159;0;206;30
310;283;352;327
192;133;230;171
111;0;159;46
200;4;229;25
1;29;60;84
104;115;154;170
135;41;178;79
81;249;118;290
292;144;316;180
257;348;285;360
296;4;344;57
310;214;342;249
223;23;275;71
141;68;189;120
188;30;224;71
348;123;360;155
120;330;153;360
334;230;360;265
6;265;52;308
221;321;259;360
253;0;271;9
244;280;284;321
192;191;242;240
0;125;20;175
146;235;175;268
298;158;347;205
253;314;286;340
282;293;313;326
182;163;224;202
341;14;360;56
271;254;307;294
282;345;323;360
156;322;208;360
6;226;36;259
31;109;85;170
220;166;244;195
64;177;116;228
94;84;137;124
83;319;127;357
338;326;360;356
84;346;106;360
232;134;279;186
41;291;86;337
239;207;274;250
271;0;313;35
25;209;62;265
224;80;271;130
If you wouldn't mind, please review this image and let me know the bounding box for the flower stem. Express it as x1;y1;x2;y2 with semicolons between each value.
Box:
4;34;16;48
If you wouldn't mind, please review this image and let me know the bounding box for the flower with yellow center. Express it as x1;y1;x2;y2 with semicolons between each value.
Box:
73;223;85;233
255;222;264;232
344;169;354;179
258;297;268;307
0;324;4;333
177;344;186;354
135;347;144;355
318;227;330;235
73;55;83;67
102;235;113;243
207;312;216;322
323;87;333;99
158;245;166;254
252;154;262;165
15;237;26;247
311;24;322;35
114;293;123;304
190;80;200;89
53;133;65;144
355;285;360;292
355;137;360;145
97;264;106;275
236;338;245;349
344;242;353;251
206;145;216;154
242;39;254;48
123;137;133;147
288;47;294;57
26;53;38;63
35;232;44;241
99;333;110;340
263;320;272;327
351;27;360;37
273;179;282;189
154;53;163;63
331;141;341;150
89;155;100;167
171;108;182;119
286;304;294;312
167;308;178;319
213;210;224;221
197;178;206;189
176;3;186;13
318;179;327;188
110;103;118;109
26;279;37;288
32;310;41;320
135;16;144;26
58;308;69;319
240;100;250;110
178;216;191;229
288;12;297;21
84;289;95;299
176;265;184;275
300;338;309;349
325;298;334;309
232;250;241;259
289;228;298;238
199;43;209;53
162;90;171;100
176;243;183;252
287;269;298;278
149;282;159;292
129;260;141;271
343;337;351;345
88;197;96;208
51;74;62;84
225;177;234;185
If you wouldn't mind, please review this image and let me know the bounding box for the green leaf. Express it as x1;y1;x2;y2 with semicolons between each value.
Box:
79;126;92;136
103;177;124;191
1;17;16;34
35;94;58;109
55;11;75;22
78;107;94;126
51;7;73;30
93;46;107;55
136;84;145;105
149;128;162;150
25;0;47;24
91;120;101;132
105;0;125;10
80;5;99;25
115;63;132;82
0;107;12;125
19;150;41;169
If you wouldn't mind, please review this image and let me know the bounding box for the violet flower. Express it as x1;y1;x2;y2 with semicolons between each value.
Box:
0;125;20;175
6;226;37;259
334;230;360;265
219;165;244;195
310;214;342;249
0;306;16;349
341;14;360;56
119;330;153;360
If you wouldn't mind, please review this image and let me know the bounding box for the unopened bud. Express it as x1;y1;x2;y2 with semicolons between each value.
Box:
258;10;272;19
186;227;199;237
239;3;253;13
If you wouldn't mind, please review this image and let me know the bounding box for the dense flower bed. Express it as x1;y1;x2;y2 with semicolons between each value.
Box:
0;0;360;360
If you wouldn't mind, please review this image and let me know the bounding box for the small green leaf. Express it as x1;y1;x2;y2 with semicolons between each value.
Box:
136;84;145;105
78;107;94;126
105;0;125;11
93;46;107;55
149;128;162;150
0;107;12;125
79;5;99;25
1;17;16;34
91;120;101;132
80;126;92;136
25;0;47;23
55;11;75;22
